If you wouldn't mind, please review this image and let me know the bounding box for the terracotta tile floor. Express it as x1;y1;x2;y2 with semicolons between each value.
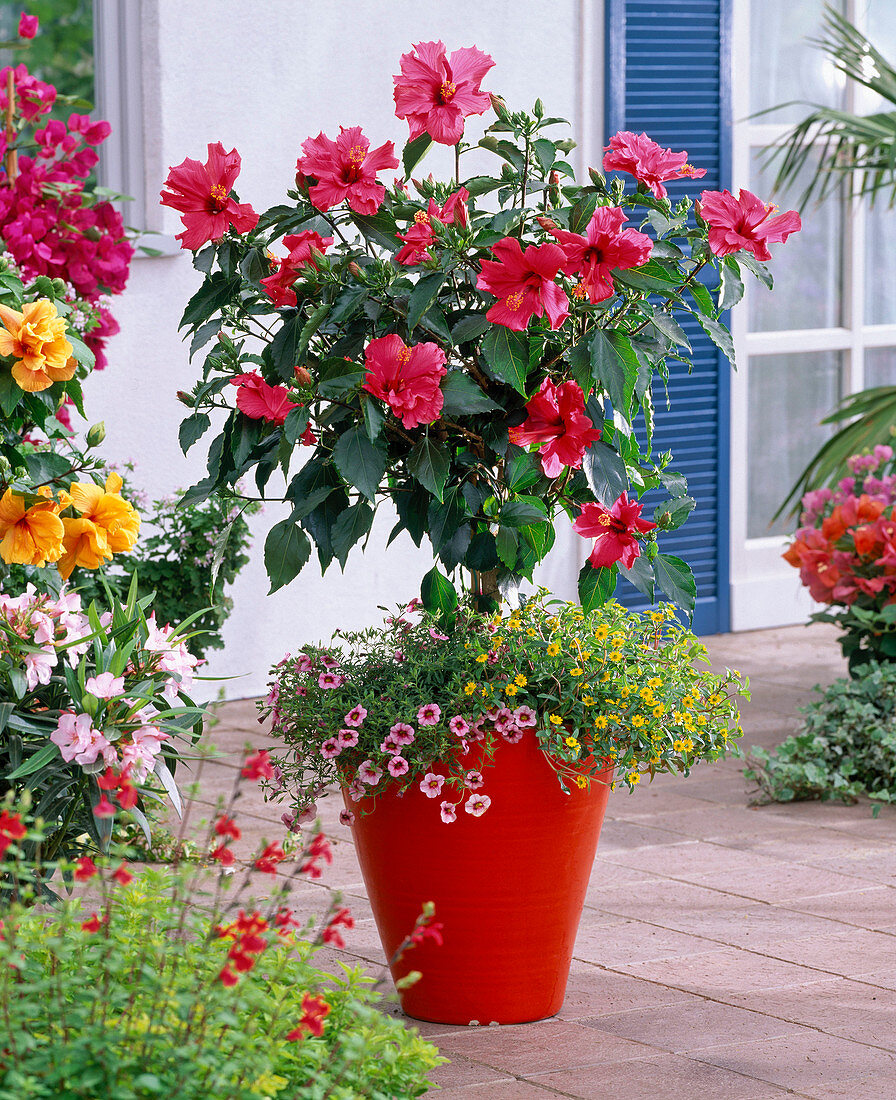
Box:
179;623;896;1098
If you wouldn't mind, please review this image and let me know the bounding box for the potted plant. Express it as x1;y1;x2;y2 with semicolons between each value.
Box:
163;40;795;1023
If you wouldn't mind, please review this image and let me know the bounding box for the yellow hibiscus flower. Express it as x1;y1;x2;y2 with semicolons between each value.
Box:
0;489;64;566
58;472;140;579
0;299;75;393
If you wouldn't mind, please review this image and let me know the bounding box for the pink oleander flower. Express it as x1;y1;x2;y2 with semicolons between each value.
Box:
23;646;55;690
357;760;383;785
387;755;409;777
420;772;445;798
344;705;367;727
440;801;457;823
390;722;415;745
464;793;491;817
318;671;344;689
698;189;801;262
449;715;470;736
417;702;441;726
50;711;112;767
476;237;569;331
320;738;341;759
548;207;653;304
160;141;259;250
465;770;484;790
85;671;125;699
260;230;334;307
508;378;601;478
337;727;359;748
393;41;494;145
229;371;300;427
18;11;38;38
395;187;470;265
297;126;398;216
362;334;446;428
602;131;706;199
573;492;658;569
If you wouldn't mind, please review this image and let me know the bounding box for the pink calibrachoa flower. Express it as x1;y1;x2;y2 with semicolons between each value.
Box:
492;708;514;733
85;671;125;699
508;378;601;478
260;230;334;307
319;655;340;669
297;126;398;216
465;770;484;790
320;738;340;759
357;760;383;786
448;715;470;737
502;725;524;744
573;492;658;569
602;131;706;199
420;772;445;798
160;141;259;249
362;334;447;429
698;188;802;262
417;702;441;726
465;793;492;816
347;779;365;801
513;705;536;728
440;801;457;823
548;207;653;304
476;237;569;331
390;722;415;745
318;671;344;689
339;809;355;826
393;41;494;145
337;727;359;748
344;705;367;727
294;653;313;672
380;737;402;755
428;627;449;641
388;755;409;777
229;372;300;428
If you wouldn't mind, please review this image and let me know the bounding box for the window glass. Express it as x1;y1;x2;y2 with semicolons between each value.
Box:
748;351;842;537
747;150;842;332
750;0;845;123
864;347;896;388
865;201;896;325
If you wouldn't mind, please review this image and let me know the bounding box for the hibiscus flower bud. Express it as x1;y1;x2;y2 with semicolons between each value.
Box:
176;390;194;407
85;422;105;448
489;92;509;119
536;216;560;233
479;135;500;152
293;366;312;385
347;261;363;280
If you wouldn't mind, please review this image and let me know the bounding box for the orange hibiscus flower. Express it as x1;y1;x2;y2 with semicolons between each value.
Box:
0;299;75;392
0;488;65;566
58;472;140;579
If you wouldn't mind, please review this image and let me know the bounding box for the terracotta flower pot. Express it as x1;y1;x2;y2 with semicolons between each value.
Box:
344;731;613;1025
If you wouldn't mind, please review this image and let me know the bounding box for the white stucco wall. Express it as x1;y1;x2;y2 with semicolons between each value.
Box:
86;0;604;699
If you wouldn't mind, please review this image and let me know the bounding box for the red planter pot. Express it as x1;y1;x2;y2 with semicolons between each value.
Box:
344;732;613;1025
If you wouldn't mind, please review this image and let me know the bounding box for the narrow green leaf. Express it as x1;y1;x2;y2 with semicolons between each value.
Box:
451;314;490;344
649;311;691;351
6;743;60;780
362;394;385;442
718;260;745;310
296;301;330;366
697;315;736;368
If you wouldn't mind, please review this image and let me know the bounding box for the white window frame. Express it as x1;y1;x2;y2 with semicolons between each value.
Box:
729;0;896;630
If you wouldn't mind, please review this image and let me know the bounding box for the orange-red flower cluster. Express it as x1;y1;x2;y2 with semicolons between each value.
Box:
217;909;269;986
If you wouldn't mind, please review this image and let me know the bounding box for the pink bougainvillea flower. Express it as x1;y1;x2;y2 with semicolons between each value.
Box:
395;187;470;265
344;705;367;727
160;141;259;249
417;702;441;726
357;760;383;786
259;230;334;307
697;188;802;262
477;237;569;331
420;772;445;798
362;334;447;428
297;126;398;216
509;378;601;478
602;131;706;199
440;801;458;823
548;207;653;304
18;11;38;38
229;371;300;428
388;755;410;777
573;492;658;569
464;793;492;817
393;41;494;145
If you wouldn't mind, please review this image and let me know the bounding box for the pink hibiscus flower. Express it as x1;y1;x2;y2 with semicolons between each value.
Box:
476;238;569;331
602;131;706;200
572;492;658;570
509;378;601;478
395;187;470;265
260;230;334;308
160;142;259;250
548;207;653;304
393;41;494;145
698;189;802;262
229;372;299;427
362;334;447;428
297;126;398;216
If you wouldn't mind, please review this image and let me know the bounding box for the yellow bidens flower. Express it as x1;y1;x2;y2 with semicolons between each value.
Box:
0;299;75;393
548;714;563;726
575;775;588;789
627;771;642;784
514;674;527;687
504;683;518;697
593;625;609;641
570;667;583;677
475;653;488;663
565;736;580;749
0;488;64;566
58;472;140;580
464;681;477;695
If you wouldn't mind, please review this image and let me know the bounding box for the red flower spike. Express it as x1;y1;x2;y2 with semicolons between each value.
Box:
254;842;286;875
393;41;494;145
572;493;658;570
218;965;239;987
0;811;26;842
210;844;235;866
509;379;601;479
74;856;98;881
362;334;446;429
111;863;133;887
286;993;331;1041
214;814;241;842
160;141;259;250
241;749;275;781
80;913;104;933
476;237;569;331
698;188;801;262
93;795;116;819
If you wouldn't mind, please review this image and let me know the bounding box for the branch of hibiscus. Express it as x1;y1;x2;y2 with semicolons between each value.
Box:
319;211;351;248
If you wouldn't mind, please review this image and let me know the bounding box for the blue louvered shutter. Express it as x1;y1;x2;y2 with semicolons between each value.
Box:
605;0;731;635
